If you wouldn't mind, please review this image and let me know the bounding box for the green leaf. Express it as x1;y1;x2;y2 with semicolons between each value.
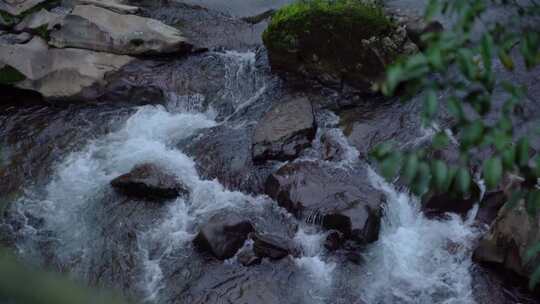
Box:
529;265;540;290
432;160;449;191
480;33;494;73
501;146;516;170
517;138;530;167
432;132;450;149
498;49;514;71
371;142;394;160
402;154;419;183
526;190;540;217
526;242;540;262
483;157;503;190
457;48;476;79
424;89;438;121
411;162;432;196
447;96;465;122
425;0;441;21
455;167;471;194
461;121;484;148
380;153;402;180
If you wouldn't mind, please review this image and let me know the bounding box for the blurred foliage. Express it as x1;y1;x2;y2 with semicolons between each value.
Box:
371;0;540;289
0;249;129;304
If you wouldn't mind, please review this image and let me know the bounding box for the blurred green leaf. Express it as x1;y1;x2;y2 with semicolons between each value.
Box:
483;157;503;190
455;167;471;194
432;160;449;191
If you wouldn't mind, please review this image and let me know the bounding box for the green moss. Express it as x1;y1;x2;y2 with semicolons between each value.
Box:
33;24;51;40
0;65;26;85
0;10;17;27
263;0;393;51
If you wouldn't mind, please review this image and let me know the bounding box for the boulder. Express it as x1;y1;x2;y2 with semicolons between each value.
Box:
252;97;316;163
324;230;344;251
0;32;32;44
72;0;140;14
265;161;383;244
110;163;188;201
474;201;540;280
251;233;294;260
0;0;46;16
0;36;133;100
193;212;254;260
237;247;261;266
14;8;63;33
49;5;192;55
262;0;417;91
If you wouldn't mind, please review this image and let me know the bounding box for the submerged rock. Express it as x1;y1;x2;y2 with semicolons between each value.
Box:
251;232;294;260
262;0;417;91
265;161;383;244
474;201;540;282
110;163;189;201
252;97;316;163
193;212;254;260
0;36;133;100
49;5;192;55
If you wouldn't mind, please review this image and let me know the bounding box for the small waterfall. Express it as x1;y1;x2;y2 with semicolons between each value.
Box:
360;168;480;304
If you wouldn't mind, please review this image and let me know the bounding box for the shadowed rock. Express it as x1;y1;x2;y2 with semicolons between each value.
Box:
265;161;383;244
252;97;316;163
252;232;294;260
110;163;188;201
193;212;254;260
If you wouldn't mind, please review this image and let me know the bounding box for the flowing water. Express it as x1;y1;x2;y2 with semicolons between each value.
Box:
1;1;539;304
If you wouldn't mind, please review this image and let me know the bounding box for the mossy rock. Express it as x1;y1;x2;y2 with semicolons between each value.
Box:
0;65;26;85
263;0;411;91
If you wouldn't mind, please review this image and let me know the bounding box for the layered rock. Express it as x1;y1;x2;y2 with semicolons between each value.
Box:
0;36;133;100
262;0;417;91
49;5;192;55
265;161;383;244
72;0;140;14
0;0;46;16
252;97;316;163
193;212;254;260
13;8;63;33
110;163;189;201
474;201;540;281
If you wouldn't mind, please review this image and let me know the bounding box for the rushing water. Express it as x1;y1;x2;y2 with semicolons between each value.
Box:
2;1;537;302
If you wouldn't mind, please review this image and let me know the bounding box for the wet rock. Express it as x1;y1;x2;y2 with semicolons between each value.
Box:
72;0;140;14
252;97;316;163
265;161;383;244
422;181;482;218
321;130;346;161
237;247;261;266
110;163;188;201
263;1;417;91
193;212;254;260
251;232;293;260
14;8;63;33
324;230;344;251
0;0;46;16
473;201;540;281
135;1;265;51
0;36;133;100
184;124;274;195
49;5;192;55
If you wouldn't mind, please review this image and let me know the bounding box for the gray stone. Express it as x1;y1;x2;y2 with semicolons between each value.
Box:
0;36;133;100
110;163;189;201
14;8;63;33
49;5;192;55
252;97;316;162
0;0;46;16
265;161;383;244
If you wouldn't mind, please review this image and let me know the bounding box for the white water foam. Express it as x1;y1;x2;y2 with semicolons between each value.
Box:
360;168;479;304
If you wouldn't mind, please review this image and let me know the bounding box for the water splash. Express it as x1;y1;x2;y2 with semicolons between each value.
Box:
360;168;479;304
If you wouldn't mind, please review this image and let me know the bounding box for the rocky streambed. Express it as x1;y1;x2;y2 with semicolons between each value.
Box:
1;1;540;304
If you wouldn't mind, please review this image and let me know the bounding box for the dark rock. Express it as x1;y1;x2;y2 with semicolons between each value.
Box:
237;247;261;266
0;32;32;44
473;201;540;282
263;1;417;91
346;251;365;265
241;9;275;24
324;230;344;251
252;97;316;163
265;161;383;244
110;163;188;201
252;232;292;260
422;181;482;218
184;124;274;194
193;212;254;260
